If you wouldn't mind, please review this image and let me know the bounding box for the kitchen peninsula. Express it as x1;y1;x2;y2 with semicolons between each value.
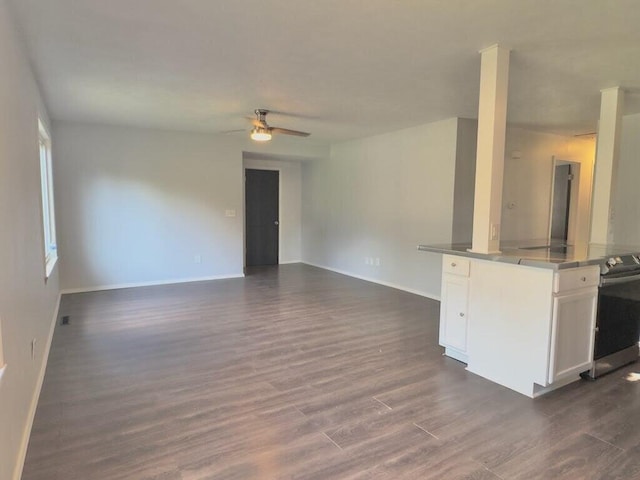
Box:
419;242;639;398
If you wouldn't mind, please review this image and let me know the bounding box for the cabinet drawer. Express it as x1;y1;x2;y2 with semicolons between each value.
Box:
553;266;599;293
443;255;470;277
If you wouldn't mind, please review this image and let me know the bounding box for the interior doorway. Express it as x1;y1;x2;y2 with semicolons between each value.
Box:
245;169;279;266
549;159;580;246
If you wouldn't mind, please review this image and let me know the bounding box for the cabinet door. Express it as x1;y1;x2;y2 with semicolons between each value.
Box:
548;289;597;384
440;275;469;353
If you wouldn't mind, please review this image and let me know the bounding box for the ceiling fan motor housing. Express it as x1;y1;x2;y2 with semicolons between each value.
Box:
249;109;310;138
255;109;270;126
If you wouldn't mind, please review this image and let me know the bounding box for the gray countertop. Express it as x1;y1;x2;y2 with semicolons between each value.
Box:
417;240;640;271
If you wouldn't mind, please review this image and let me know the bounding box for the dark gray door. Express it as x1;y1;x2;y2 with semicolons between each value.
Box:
550;164;572;242
245;169;279;266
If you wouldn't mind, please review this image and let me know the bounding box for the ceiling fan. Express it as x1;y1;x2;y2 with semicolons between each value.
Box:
249;109;310;141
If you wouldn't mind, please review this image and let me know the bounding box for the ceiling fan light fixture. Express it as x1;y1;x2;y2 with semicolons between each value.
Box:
250;126;272;141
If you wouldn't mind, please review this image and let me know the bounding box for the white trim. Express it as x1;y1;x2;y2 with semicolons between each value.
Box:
38;118;58;280
45;254;58;280
302;262;440;301
532;374;581;398
60;273;246;294
0;314;4;378
13;293;61;480
444;347;468;364
278;260;302;265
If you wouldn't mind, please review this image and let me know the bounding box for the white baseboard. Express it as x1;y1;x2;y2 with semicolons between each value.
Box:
302;262;440;301
60;273;246;294
278;260;302;265
13;293;61;480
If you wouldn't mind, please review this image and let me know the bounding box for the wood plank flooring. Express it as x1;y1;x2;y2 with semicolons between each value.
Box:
21;264;640;479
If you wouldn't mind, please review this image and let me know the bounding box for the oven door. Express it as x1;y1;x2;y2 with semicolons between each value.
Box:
595;272;640;360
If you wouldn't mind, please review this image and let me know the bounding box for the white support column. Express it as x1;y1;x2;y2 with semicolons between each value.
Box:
470;45;510;254
589;87;624;246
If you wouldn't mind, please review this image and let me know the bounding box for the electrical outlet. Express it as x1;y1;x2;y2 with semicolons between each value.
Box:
194;254;202;264
375;257;380;267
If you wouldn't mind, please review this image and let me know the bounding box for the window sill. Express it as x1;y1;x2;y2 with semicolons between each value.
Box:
45;254;58;280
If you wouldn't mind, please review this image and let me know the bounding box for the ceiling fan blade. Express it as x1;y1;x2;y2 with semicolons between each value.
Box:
271;127;310;137
242;115;261;128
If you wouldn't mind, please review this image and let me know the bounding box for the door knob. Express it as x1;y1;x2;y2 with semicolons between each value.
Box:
274;221;279;225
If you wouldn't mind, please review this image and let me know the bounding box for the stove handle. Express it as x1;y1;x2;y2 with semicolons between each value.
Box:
600;274;640;286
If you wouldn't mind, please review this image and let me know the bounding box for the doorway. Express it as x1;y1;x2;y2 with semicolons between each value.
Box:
549;159;580;246
245;169;279;266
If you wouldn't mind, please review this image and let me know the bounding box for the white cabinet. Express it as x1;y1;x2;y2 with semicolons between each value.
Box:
548;270;598;384
439;255;599;397
439;255;470;363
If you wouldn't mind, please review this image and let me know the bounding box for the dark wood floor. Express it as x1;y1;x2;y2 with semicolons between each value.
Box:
22;264;640;480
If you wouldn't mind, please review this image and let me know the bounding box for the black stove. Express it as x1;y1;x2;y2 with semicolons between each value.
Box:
587;253;640;378
600;253;640;277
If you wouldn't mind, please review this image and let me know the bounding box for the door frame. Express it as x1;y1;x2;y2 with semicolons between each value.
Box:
243;166;282;269
547;157;581;246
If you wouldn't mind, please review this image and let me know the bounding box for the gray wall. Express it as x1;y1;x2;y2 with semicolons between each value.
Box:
452;118;478;244
53;122;326;291
301;118;463;299
0;2;61;479
613;113;640;245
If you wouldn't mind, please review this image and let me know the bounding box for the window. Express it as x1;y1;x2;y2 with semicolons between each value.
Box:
38;119;57;278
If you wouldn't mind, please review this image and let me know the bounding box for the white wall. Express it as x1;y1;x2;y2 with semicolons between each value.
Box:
302;118;461;299
613;113;640;245
501;127;595;244
243;155;302;263
53;122;327;291
0;2;61;479
54;123;243;289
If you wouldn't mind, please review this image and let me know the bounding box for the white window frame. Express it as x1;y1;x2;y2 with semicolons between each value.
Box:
38;119;58;279
0;316;5;383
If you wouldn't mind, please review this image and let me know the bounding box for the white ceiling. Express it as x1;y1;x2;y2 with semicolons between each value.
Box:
8;0;640;143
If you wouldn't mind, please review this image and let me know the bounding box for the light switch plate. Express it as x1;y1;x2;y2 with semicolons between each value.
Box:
490;223;500;240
